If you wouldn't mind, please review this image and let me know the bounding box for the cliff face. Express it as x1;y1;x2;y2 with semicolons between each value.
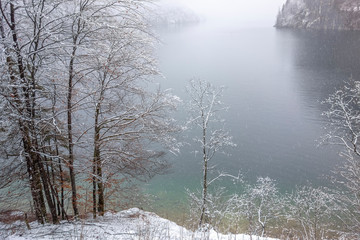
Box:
275;0;360;30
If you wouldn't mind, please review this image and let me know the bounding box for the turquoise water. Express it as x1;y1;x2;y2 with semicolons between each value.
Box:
144;23;360;214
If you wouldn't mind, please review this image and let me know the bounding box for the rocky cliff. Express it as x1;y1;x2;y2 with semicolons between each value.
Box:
275;0;360;30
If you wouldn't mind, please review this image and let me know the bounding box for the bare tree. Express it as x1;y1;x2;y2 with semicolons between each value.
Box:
0;0;70;224
0;0;179;224
227;177;283;238
60;0;181;218
322;80;360;238
186;79;236;228
286;185;337;240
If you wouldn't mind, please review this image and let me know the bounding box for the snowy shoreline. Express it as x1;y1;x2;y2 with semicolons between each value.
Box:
1;208;278;240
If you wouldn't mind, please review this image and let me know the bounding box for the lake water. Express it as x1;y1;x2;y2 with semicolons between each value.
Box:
144;23;360;215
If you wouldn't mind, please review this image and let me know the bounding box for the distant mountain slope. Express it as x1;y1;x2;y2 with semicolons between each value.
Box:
275;0;360;30
147;2;200;26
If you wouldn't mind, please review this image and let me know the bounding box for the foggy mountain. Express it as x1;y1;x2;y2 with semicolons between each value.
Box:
275;0;360;30
147;1;200;26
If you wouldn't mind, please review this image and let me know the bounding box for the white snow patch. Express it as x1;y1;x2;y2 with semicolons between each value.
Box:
1;208;279;240
9;211;24;217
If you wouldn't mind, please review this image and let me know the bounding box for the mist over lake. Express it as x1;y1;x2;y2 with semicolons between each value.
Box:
145;22;360;211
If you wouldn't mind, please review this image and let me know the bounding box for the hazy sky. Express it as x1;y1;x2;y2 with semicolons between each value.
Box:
167;0;285;27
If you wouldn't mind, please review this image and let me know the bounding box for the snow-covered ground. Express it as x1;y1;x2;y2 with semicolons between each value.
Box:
0;208;278;240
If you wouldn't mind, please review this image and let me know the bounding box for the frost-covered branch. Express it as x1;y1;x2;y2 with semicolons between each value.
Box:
321;80;360;237
186;78;236;228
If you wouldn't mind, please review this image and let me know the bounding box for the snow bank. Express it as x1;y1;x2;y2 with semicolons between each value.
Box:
1;208;278;240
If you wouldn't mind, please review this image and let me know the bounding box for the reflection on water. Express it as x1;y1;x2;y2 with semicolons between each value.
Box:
277;29;360;108
146;24;360;213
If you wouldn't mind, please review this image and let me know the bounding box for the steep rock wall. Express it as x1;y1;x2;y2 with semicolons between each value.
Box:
275;0;360;30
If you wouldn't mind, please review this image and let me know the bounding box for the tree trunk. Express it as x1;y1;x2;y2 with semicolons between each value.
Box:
35;152;59;224
199;115;208;227
97;163;104;216
25;149;46;223
22;131;47;223
93;103;104;216
67;43;79;218
59;157;66;220
2;1;49;224
48;156;60;216
52;84;67;220
92;162;97;218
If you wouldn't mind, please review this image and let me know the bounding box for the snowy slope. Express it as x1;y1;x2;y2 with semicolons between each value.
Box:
1;208;278;240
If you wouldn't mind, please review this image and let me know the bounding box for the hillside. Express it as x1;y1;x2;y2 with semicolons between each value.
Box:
147;2;200;26
275;0;360;30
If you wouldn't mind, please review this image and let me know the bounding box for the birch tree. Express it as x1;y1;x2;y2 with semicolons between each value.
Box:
186;79;236;228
